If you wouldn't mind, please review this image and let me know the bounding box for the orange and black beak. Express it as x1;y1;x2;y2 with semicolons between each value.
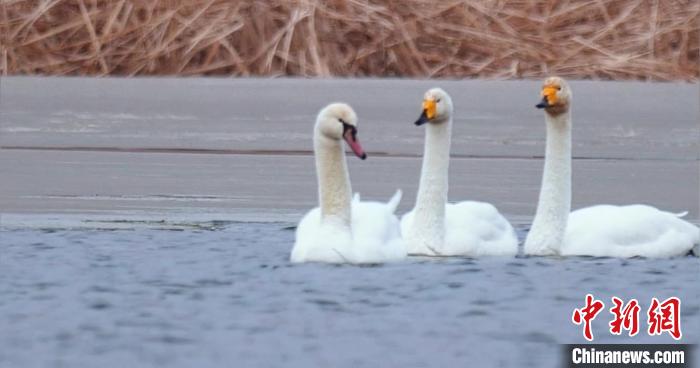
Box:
536;86;559;109
415;98;437;125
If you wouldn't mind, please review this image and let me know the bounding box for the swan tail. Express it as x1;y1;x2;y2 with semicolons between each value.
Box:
386;189;402;214
674;211;688;218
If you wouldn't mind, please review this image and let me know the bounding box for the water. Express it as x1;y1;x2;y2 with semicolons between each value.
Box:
1;223;698;368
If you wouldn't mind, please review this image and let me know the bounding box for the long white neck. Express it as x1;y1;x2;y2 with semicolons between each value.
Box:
314;130;352;229
412;118;452;242
525;111;572;255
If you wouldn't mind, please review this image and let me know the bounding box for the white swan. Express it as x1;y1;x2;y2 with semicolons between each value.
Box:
524;76;699;258
400;88;518;257
290;103;406;264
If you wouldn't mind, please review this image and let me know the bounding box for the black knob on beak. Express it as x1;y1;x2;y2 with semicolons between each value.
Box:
536;97;550;109
415;110;429;126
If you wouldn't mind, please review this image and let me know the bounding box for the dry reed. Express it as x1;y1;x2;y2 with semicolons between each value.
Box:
1;0;698;80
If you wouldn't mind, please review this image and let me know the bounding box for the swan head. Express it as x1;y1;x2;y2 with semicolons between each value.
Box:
316;103;366;160
415;88;453;126
536;76;571;117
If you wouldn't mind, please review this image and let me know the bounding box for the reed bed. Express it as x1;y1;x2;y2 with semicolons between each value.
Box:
1;0;698;80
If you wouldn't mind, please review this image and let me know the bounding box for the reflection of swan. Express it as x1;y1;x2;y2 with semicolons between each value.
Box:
400;88;517;257
291;103;406;264
524;77;699;258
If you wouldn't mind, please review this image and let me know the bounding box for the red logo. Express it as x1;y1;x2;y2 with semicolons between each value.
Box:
647;297;682;340
572;294;605;341
609;297;640;336
572;295;682;341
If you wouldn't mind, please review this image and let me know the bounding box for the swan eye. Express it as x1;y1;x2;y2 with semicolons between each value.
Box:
338;118;346;124
556;86;561;91
436;98;441;103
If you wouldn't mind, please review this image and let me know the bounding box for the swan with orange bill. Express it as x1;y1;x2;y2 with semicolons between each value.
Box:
524;76;699;258
400;88;518;257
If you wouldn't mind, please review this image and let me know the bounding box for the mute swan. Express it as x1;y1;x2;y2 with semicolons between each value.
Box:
400;88;518;257
524;77;699;258
290;103;406;264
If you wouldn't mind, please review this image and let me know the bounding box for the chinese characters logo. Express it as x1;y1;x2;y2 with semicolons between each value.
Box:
572;294;681;341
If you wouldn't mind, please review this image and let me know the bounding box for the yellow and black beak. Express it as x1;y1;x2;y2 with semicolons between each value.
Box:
415;99;437;125
536;86;559;109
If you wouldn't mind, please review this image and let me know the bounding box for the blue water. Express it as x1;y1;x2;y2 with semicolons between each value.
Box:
1;223;698;368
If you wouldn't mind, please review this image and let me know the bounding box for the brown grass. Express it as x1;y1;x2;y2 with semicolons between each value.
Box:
1;0;698;80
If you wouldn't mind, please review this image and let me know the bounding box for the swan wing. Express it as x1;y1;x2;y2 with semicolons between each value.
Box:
353;192;361;203
443;201;518;256
291;196;408;264
563;205;699;258
351;198;406;263
386;189;403;214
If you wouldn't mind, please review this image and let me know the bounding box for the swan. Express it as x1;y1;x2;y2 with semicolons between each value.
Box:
400;88;518;257
524;76;699;258
290;103;406;264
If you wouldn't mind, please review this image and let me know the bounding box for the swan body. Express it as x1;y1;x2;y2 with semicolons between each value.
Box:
400;88;517;257
293;191;405;263
524;77;699;258
401;201;518;256
563;205;700;258
290;103;406;264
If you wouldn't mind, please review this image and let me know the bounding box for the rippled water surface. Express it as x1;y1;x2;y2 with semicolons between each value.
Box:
1;223;698;368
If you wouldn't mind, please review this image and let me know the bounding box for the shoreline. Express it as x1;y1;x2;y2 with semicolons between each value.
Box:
1;77;698;227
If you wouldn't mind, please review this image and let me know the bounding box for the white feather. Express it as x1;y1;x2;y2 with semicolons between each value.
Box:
292;193;407;263
400;88;517;257
524;77;699;258
353;193;361;203
402;201;517;256
290;103;406;264
386;189;402;214
562;205;699;258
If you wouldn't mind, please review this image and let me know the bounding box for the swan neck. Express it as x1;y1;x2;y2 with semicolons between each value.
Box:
414;119;451;230
315;132;352;228
530;112;572;245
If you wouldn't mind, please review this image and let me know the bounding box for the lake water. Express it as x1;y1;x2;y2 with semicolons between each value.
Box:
1;222;698;368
